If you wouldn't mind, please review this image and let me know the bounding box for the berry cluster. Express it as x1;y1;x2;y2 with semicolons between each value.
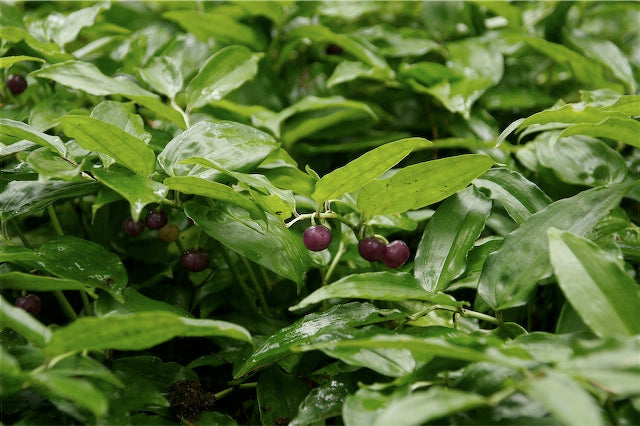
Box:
302;225;410;269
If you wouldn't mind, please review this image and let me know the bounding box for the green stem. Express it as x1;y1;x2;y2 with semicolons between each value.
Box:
80;291;93;316
259;265;273;291
323;239;346;285
241;257;270;316
221;249;260;315
460;307;502;326
47;205;64;237
10;219;32;249
54;291;77;321
213;382;257;400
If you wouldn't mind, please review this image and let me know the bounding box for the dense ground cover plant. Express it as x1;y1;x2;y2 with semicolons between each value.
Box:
1;1;639;424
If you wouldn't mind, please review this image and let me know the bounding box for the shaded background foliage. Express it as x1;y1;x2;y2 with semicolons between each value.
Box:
1;1;639;425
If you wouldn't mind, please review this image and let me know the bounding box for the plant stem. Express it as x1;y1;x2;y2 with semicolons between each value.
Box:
241;257;270;316
221;249;260;315
80;291;93;316
47;205;64;237
10;219;32;249
323;239;346;285
460;307;502;326
54;291;77;321
213;382;257;400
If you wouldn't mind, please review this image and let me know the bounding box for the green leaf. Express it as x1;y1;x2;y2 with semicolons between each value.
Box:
257;367;310;426
37;236;128;302
548;229;640;337
163;10;265;50
601;95;640;115
184;201;307;285
44;312;252;357
31;61;186;128
157;120;279;180
164;176;265;221
289;272;461;312
368;387;486;426
91;167;168;222
31;372;108;418
90;101;151;144
26;147;83;181
473;167;551;224
0;180;97;220
234;302;404;378
291;377;357;425
521;370;604;426
0;272;95;296
41;2;110;47
358;154;495;217
559;117;640;149
95;288;192;318
414;186;492;292
0;118;66;156
0;55;45;68
0;27;70;62
59;115;155;176
139;56;183;99
478;182;637;310
312;137;432;204
0;295;51;347
185;46;262;110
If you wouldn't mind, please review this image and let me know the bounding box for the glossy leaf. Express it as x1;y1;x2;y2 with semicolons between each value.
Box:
312;137;432;203
31;61;186;128
42;2;110;47
164;176;265;221
291;378;356;425
358;154;495;217
234;302;404;378
95;288;192;318
184;201;307;284
139;56;183;99
0;295;51;347
0;118;66;156
90;101;151;144
478;182;637;310
414;186;492;292
0;55;45;68
91;167;168;222
26;147;82;181
559;117;640;149
257;367;309;426
44;311;252;357
60;115;155;176
290;272;462;312
0;272;95;296
521;371;604;426
473;167;551;224
548;229;640;337
157;120;279;181
186;46;262;109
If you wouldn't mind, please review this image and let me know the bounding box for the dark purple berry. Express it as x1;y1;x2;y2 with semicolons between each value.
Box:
158;223;180;242
181;248;209;272
302;225;332;251
15;294;41;315
358;237;386;262
122;216;145;236
6;75;27;95
382;240;410;269
146;209;168;230
325;44;343;55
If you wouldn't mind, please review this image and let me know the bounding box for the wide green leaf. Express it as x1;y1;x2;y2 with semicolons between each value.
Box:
290;272;462;312
234;302;404;378
91;167;168;222
311;137;432;204
95;288;192;318
478;182;637;310
0;118;66;156
291;377;357;425
60;115;155;176
26;147;83;181
0;295;51;347
559;117;640;149
157;120;279;180
521;370;604;426
0;272;95;296
358;154;495;217
164;176;265;221
0;55;46;68
184;201;307;285
548;229;640;337
32;61;186;128
44;311;252;357
414;186;492;292
139;56;183;99
41;2;110;47
257;367;310;426
185;46;262;110
30;372;108;418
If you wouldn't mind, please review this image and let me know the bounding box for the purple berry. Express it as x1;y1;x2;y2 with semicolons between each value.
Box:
358;237;386;262
382;240;410;269
146;209;168;230
302;225;332;251
181;248;209;272
158;223;179;242
15;294;41;315
6;75;27;95
325;44;343;55
123;217;145;236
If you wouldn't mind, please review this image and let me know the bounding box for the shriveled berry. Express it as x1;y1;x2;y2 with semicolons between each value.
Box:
146;209;168;230
181;248;209;272
382;240;410;269
15;294;41;315
303;225;332;251
122;217;145;236
358;237;386;262
325;44;343;55
6;75;27;95
158;223;180;242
